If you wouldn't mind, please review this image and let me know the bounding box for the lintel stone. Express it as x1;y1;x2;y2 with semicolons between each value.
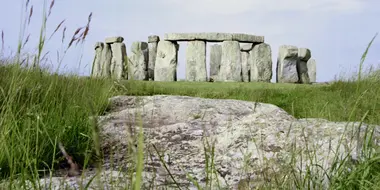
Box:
164;33;264;43
105;36;124;44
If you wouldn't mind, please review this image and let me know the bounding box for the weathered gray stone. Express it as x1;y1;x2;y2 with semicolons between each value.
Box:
128;41;148;80
298;48;311;61
241;51;250;82
209;44;222;81
240;43;254;51
154;41;178;81
218;41;242;82
307;58;317;83
297;48;312;84
148;35;160;43
91;42;104;77
148;37;160;81
100;43;112;77
95;95;380;189
250;43;273;82
110;42;127;80
186;41;207;82
276;45;299;83
105;36;124;44
164;33;264;43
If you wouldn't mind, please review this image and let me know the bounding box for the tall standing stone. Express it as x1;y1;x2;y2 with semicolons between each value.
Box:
129;41;149;80
307;59;317;83
297;48;311;84
100;43;112;77
110;42;127;80
154;41;178;81
186;41;207;81
218;41;242;82
276;45;299;83
241;51;250;82
91;42;104;77
148;35;160;81
249;43;272;82
209;44;222;81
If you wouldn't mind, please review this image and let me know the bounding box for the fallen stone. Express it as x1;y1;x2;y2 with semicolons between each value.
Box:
91;42;104;77
218;41;242;82
164;33;264;43
105;36;124;44
307;58;317;83
95;95;380;189
249;43;273;82
297;48;312;84
241;51;250;82
209;44;222;81
154;41;178;81
276;45;299;83
186;41;207;82
128;41;149;80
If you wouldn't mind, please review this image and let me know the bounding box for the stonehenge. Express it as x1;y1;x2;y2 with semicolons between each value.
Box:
91;32;317;84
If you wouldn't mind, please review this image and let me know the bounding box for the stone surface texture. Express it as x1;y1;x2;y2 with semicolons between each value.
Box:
276;45;299;83
297;48;312;84
11;95;379;189
307;58;317;83
209;44;222;81
110;42;127;80
148;37;160;81
128;41;149;80
91;42;104;77
218;41;242;82
249;43;273;82
241;51;250;82
154;41;178;81
186;41;207;82
164;33;264;43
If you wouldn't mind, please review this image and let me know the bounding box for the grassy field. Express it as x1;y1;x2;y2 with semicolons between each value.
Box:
1;0;380;189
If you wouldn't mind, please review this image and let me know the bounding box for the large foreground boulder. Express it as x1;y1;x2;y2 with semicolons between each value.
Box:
9;96;379;189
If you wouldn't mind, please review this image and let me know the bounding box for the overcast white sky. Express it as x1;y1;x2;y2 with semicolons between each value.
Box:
1;0;379;82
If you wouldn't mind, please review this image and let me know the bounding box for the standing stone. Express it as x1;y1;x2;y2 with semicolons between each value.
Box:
100;43;112;77
218;41;242;82
110;42;127;80
148;35;160;81
154;41;178;81
241;51;250;82
186;41;207;82
209;44;222;81
249;43;273;82
91;42;104;77
129;41;149;80
297;48;311;84
307;59;317;83
276;45;299;83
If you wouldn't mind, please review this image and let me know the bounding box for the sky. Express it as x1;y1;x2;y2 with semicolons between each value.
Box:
1;0;380;82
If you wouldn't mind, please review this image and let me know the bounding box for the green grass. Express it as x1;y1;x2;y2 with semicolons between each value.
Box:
1;0;380;189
